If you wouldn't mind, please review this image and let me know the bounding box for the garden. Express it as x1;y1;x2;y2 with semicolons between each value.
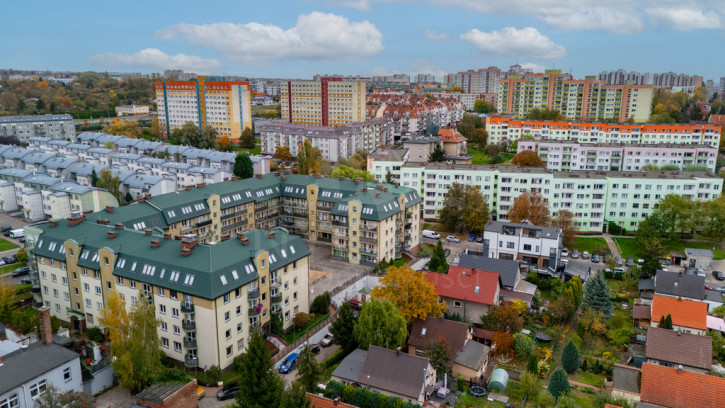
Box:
613;236;725;260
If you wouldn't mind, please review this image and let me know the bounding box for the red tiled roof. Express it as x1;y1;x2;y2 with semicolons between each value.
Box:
632;304;651;320
408;316;469;353
472;328;494;340
426;266;500;305
645;326;712;370
651;295;707;330
605;405;623;408
709;114;725;125
640;363;725;408
307;393;358;408
438;128;466;143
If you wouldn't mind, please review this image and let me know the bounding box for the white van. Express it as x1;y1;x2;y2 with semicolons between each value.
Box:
422;230;440;239
8;229;24;239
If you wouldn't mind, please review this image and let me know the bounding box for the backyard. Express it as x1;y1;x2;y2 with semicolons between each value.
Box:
613;237;725;260
468;147;514;165
571;237;610;254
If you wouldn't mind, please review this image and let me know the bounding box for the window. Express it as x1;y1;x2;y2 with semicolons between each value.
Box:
293;292;298;301
161;322;168;331
454;300;462;308
260;259;266;269
236;305;242;315
117;276;123;285
63;367;72;381
226;346;233;357
160;304;167;314
107;281;112;290
0;394;18;408
285;311;290;321
174;341;181;352
224;294;230;304
226;329;231;340
506;242;515;249
162;337;169;348
237;339;244;351
224;311;230;322
293;277;298;286
235;288;241;298
172;308;179;318
30;379;47;398
130;280;136;289
173;325;180;335
157;287;164;297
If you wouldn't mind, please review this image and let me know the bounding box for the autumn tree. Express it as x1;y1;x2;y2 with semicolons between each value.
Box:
492;331;514;356
329;301;358;353
464;185;490;234
0;278;17;324
100;292;164;393
551;210;576;247
218;136;232;151
330;165;374;182
296;140;322;175
481;303;523;333
354;298;407;350
234;153;254;179
428;143;447;162
511;150;544;167
457;114;484;140
507;190;550;226
371;264;446;322
439;183;490;234
275;146;292;161
240;127;255;148
233;329;283;408
33;384;94;408
150;117;161;138
468;127;488;150
473;99;495;113
425;336;455;379
96;169;120;201
103;119;142;138
200;126;219;149
15;247;27;264
170;121;200;146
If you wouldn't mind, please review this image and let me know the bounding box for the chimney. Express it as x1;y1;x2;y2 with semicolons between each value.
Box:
338;176;344;180
677;365;683;373
220;234;230;242
334;398;341;406
396;347;401;356
185;186;192;190
180;234;199;253
114;223;124;229
181;248;191;256
49;220;58;227
281;176;287;182
137;197;144;203
68;214;86;226
268;231;275;239
376;193;380;198
96;219;103;224
105;206;114;213
107;230;117;239
144;229;152;235
196;183;205;188
274;171;280;176
377;185;383;190
38;307;53;344
163;232;172;239
384;187;388;192
150;239;160;248
255;174;262;179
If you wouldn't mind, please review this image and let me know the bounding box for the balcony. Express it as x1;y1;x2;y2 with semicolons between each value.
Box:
248;288;260;299
182;320;196;331
360;236;377;244
183;338;197;349
180;303;195;314
271;294;283;304
317;204;334;211
196;219;212;228
332;220;348;227
332;254;349;262
360;247;376;255
249;320;261;329
185;355;199;368
249;306;261;316
30;286;41;294
333;243;348;251
317;236;331;243
360;224;377;231
270;280;281;288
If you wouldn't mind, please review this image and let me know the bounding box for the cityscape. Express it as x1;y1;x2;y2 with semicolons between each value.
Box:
2;1;725;408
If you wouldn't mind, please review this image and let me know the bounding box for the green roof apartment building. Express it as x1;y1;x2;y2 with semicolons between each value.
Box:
399;163;722;232
30;217;310;370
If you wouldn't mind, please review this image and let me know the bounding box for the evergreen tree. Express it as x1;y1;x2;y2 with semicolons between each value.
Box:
561;340;580;374
548;367;570;400
90;169;98;187
526;354;539;375
427;143;447;162
279;380;310;408
329;302;358;354
233;153;254;179
385;169;393;184
582;272;613;317
663;314;673;329
124;191;133;204
233;329;283;408
296;345;322;392
581;359;588;372
659;315;666;327
240;127;255;148
427;240;449;273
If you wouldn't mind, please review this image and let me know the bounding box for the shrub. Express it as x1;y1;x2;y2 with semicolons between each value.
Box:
206;365;222;384
311;292;332;315
457;376;465;392
294;312;311;330
83;327;105;343
514;333;534;359
561;340;580;374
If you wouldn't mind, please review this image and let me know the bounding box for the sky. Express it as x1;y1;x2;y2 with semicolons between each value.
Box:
3;0;725;81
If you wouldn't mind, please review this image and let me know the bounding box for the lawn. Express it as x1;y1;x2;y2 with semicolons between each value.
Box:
613;237;725;260
574;371;605;388
467;147;515;165
0;263;19;275
418;244;436;256
454;386;506;408
0;238;18;251
572;237;610;254
280;313;329;344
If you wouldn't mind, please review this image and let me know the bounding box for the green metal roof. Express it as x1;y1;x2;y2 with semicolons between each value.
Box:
331;188;402;221
86;202;169;231
35;220;310;300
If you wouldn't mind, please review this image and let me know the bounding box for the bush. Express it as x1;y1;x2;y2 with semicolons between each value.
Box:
206;365;222;384
514;333;534;359
323;349;346;369
457;376;465;392
83;327;105;343
561;340;580;374
294;312;311;330
311;292;331;315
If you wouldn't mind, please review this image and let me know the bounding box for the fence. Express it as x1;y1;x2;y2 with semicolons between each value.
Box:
271;307;339;364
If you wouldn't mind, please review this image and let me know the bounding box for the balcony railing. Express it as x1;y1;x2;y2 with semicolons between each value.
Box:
183;338;197;349
249;306;261;316
196;219;212;228
360;236;377;244
249;320;260;329
270;280;281;288
333;243;348;251
180;303;195;313
271;294;283;303
185;355;199;368
360;247;376;255
360;224;377;231
332;220;348;227
182;320;196;331
248;288;260;299
317;236;331;243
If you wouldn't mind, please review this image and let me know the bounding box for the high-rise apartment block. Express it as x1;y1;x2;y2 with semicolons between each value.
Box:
450;67;503;95
0;114;75;142
599;69;703;89
155;77;252;143
415;74;436;83
280;78;366;126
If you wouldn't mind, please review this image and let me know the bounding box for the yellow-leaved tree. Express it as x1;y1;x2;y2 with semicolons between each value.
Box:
371;264;446;322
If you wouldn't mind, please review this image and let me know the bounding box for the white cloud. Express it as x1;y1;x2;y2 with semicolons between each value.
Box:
424;29;449;41
329;0;371;11
155;12;383;64
520;62;546;73
89;48;222;72
646;7;723;30
461;27;566;61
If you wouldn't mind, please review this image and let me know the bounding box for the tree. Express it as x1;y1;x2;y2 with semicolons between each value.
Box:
100;292;163;393
548;367;570;400
150;117;161;139
439;183;490;234
295;312;311;330
0;278;17;324
219;135;232;151
234;153;254;179
638;236;663;278
33;384;94;408
270;312;283;335
296;345;323;392
90;169;98;187
582;272;613;317
427;240;449;274
492;331;514;356
103;120;142;138
234;329;284;408
15;247;27;264
526;354;539;375
561;340;580;374
240;127;255;148
514;333;534;359
526;109;564;120
424;336;455;380
297;140;322;175
508;190;550;226
550;210;575;248
481;303;524;333
275;146;292;161
200;126;219;149
457;114;483;140
473;99;495;113
464;186;490;234
279;380;310;408
329;301;358;353
519;371;541;402
330;165;375;182
170;121;199;146
511;150;544;167
428;143;447;162
96;169;120;202
468;128;488;150
354;298;407;350
311;292;331;315
124;191;133;203
661;314;673;329
385;169;393;184
371;264;446;322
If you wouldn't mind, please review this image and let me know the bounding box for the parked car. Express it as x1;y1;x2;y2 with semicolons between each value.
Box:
591;253;600;263
0;259;5;266
0;225;12;233
279;352;299;374
625;257;634;267
2;230;10;237
2;255;16;264
216;384;240;401
443;249;451;257
197;386;205;400
321;333;334;347
705;285;713;290
637;258;645;264
571;249;579;259
561;248;569;257
614;268;626;274
11;266;29;277
445;235;460;243
615;256;623;266
685;267;695;275
713;271;725;281
582;251;590;260
422;230;440;239
18;237;25;243
467;234;476;242
603;253;611;263
476;236;483;243
696;268;706;277
310;344;321;354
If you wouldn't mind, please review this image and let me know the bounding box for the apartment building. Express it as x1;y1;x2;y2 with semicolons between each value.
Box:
415;74;436;83
449;67;504;95
31;217;310;370
258;118;393;161
367;148;409;183
82;173;422;264
486;118;721;148
518;139;718;173
398;163;722;232
428;92;497;110
365;94;464;139
155;77;252;143
115;104;150;116
280;78;366;126
483;220;562;270
599;69;653;85
0;114;75;142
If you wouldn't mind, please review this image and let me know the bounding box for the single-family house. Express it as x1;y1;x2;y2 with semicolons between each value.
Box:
458;254;536;305
640;363;725;408
307;393;357;408
426;266;501;321
650;295;707;335
645;326;712;374
482;220;562;271
654;271;722;312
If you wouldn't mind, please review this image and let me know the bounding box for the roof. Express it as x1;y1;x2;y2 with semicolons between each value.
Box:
484;220;561;240
686;248;714;258
632;304;651;320
136;382;190;403
331;348;368;383
0;341;79;394
472;328;494;340
0;114;73;123
369;148;408;162
455;340;490;370
654;271;704;299
640;363;725;408
704;289;724;303
457;254;519;288
638;279;655;291
307;393;358;408
403;136;442;144
438;128;466;143
707;315;725;332
646;326;712;370
408;317;469;353
427;266;500;305
359;346;430;401
612;364;641;394
651;295;707;331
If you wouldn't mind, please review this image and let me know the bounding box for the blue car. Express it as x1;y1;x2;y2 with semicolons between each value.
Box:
468;234;476;242
279;352;299;374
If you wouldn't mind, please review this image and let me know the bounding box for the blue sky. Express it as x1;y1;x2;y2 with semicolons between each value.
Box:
3;0;724;80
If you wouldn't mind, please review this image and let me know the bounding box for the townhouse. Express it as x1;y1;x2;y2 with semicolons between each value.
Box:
486;117;721;148
30;217;310;370
518;139;718;173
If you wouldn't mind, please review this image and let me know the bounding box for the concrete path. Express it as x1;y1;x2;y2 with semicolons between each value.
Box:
568;379;602;392
602;234;621;258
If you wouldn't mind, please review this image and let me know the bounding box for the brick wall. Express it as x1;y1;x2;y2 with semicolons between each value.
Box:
135;379;198;408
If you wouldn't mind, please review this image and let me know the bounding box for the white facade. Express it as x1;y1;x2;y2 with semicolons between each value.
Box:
483;221;562;269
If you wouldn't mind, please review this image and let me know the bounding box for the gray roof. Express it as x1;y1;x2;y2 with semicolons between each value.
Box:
484;220;561;239
331;348;368;383
0;340;21;357
458;254;520;289
21;152;55;165
639;279;655;291
704;289;724;303
403;136;442;144
612;364;641;394
122;174;170;189
23;174;61;186
51;182;96;195
645;326;712;370
359;346;429;401
42;156;80;170
686;248;714;258
0;114;73;123
0;341;79;395
370;148;408;162
455;340;490;371
136;382;190;403
654;271;704;300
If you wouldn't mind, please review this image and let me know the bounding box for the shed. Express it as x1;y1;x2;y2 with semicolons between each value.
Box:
685;248;713;269
489;368;509;392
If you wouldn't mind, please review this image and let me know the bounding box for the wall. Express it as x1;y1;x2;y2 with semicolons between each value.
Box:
82;364;115;396
330;274;380;308
136;379;198;408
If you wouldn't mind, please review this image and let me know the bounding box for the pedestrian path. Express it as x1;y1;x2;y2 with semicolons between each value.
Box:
602;234;621;258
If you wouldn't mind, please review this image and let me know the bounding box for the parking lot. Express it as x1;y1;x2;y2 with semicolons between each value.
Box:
305;239;370;297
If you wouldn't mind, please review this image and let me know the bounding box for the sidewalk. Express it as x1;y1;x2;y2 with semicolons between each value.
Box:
602;234;621;258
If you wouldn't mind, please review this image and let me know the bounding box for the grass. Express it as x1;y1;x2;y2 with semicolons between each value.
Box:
190;365;239;387
468;147;515;165
251;104;280;116
418;244;436;256
574;371;605;388
454;386;506;407
0;263;19;275
280;313;329;344
613;237;725;260
0;238;18;251
572;237;610;254
389;258;410;268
